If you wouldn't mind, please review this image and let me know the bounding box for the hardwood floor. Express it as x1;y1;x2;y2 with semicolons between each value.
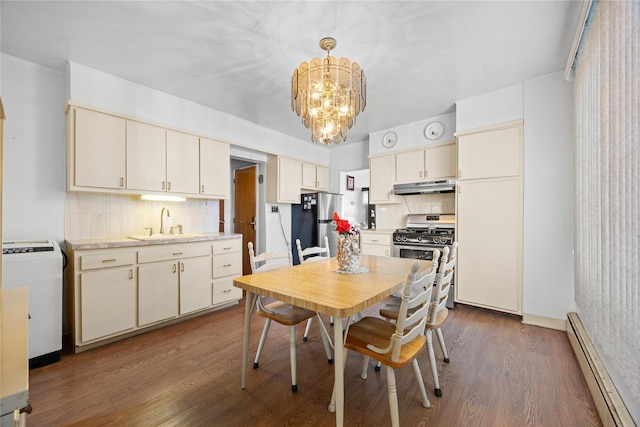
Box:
27;299;602;426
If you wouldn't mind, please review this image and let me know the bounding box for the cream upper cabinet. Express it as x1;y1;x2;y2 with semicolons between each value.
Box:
369;154;397;204
200;137;230;199
126;120;166;192
266;155;302;203
457;125;521;180
302;162;329;192
70;107;126;190
395;142;456;183
127;123;199;194
166;129;199;195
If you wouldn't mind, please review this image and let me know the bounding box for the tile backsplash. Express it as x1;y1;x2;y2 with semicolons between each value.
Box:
374;193;455;230
65;193;220;240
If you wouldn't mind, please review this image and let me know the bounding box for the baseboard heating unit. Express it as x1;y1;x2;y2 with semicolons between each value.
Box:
566;313;634;427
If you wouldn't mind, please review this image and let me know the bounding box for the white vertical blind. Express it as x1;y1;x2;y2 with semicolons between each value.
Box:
573;0;639;421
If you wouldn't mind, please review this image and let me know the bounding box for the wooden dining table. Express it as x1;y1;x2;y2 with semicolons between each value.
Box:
233;254;431;427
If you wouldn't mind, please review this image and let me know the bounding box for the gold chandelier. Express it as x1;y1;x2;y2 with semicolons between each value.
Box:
291;37;366;145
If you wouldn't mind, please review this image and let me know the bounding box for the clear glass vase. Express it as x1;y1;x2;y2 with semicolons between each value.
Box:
337;233;361;272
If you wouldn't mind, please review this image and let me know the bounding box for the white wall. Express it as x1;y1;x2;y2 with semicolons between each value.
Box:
455;84;523;133
369;112;456;157
522;71;575;319
329;139;369;194
1;54;67;245
455;75;575;323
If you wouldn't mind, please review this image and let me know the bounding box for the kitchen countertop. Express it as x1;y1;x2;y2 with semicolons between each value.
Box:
65;232;242;250
361;229;395;234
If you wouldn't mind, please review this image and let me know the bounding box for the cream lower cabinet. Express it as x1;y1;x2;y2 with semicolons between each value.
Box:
75;249;137;343
179;256;213;314
137;243;212;316
138;261;179;326
212;239;243;305
67;237;241;352
361;232;392;257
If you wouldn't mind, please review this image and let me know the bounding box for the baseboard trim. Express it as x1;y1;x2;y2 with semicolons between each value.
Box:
566;312;634;427
522;313;566;331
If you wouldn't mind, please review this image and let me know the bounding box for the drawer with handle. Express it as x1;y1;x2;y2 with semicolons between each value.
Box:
213;252;242;278
80;250;136;270
212;238;241;255
137;243;210;263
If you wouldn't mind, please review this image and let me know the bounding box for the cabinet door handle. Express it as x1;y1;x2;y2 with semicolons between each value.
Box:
458;170;462;179
425;170;429;178
223;289;232;293
180;262;185;272
167;181;171;191
129;269;134;279
173;252;183;256
223;263;232;267
458;184;462;194
223;246;232;251
102;258;117;263
120;177;124;187
173;263;177;273
419;171;423;178
201;185;205;193
162;181;166;190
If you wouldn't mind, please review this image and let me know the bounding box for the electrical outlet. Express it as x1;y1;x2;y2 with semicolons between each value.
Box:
271;206;279;213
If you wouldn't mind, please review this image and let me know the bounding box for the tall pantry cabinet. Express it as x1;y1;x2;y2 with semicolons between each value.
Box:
455;121;523;315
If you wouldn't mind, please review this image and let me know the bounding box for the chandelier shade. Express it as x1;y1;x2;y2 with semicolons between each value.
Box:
291;37;366;145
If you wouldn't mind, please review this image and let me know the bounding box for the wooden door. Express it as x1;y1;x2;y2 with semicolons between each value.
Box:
219;200;225;232
234;166;257;275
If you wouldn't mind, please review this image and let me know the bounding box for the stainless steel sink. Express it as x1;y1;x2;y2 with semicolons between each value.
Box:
128;233;201;241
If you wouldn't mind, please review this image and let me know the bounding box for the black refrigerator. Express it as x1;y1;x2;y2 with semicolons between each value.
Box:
291;192;343;265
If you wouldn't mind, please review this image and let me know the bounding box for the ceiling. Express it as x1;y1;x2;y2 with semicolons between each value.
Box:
1;1;583;145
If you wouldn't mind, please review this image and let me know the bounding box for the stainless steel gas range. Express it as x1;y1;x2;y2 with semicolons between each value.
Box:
393;214;456;308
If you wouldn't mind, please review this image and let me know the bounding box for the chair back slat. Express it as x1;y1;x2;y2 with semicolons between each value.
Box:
248;242;292;274
296;237;330;264
430;242;457;324
389;250;440;362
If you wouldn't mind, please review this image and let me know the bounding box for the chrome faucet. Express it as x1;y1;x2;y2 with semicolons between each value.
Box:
160;207;170;235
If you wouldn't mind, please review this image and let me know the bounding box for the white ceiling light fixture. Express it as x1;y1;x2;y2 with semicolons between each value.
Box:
291;37;366;145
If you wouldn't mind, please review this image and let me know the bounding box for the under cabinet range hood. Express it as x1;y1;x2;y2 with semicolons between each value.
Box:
393;179;456;195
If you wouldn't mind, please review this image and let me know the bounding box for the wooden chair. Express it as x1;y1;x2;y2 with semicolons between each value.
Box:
334;256;440;427
296;237;331;341
379;241;458;397
247;242;332;392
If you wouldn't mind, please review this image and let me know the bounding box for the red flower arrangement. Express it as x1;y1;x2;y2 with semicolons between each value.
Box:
333;212;360;235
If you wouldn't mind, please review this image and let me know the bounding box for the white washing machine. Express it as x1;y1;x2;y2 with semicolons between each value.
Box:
3;240;63;368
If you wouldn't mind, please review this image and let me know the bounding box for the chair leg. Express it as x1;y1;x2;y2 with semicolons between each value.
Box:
411;359;431;408
375;360;382;372
360;355;370;379
436;327;450;363
303;318;312;341
426;329;442;397
289;325;298;392
316;314;334;363
386;366;400;427
253;319;271;369
330;316;334;326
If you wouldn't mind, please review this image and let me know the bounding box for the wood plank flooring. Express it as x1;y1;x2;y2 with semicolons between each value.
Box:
26;299;602;426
